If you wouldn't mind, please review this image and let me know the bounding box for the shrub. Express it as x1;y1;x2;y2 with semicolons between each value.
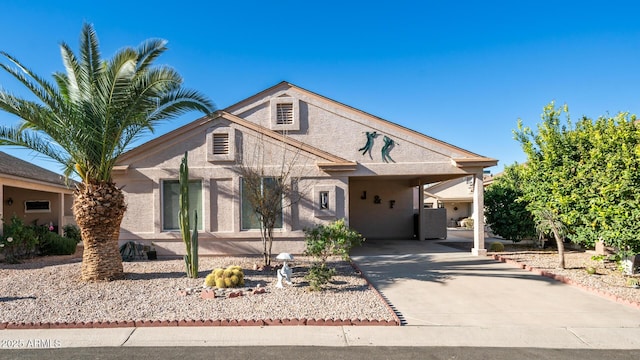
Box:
489;241;505;252
304;219;364;263
306;263;336;291
63;224;82;243
1;216;38;261
204;265;244;288
38;230;78;255
303;219;364;290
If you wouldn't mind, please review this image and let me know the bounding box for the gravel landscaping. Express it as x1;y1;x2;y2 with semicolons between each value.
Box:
0;256;397;326
492;244;640;306
2;244;639;327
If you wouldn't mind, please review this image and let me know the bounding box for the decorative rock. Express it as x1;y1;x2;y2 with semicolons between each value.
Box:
201;290;216;299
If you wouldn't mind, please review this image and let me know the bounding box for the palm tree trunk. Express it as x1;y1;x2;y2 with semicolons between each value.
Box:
73;181;126;281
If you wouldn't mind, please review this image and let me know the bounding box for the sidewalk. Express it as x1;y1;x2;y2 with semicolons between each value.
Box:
2;231;640;349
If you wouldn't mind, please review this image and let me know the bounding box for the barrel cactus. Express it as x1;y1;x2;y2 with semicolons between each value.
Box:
489;241;505;252
203;265;245;288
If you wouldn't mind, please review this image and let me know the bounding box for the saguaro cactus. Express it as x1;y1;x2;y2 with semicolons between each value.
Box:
179;151;199;278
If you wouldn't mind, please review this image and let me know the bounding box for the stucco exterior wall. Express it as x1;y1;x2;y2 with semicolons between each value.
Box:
348;178;416;240
113;82;496;256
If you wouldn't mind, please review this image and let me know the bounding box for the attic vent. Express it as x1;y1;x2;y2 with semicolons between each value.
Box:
213;133;230;155
276;103;294;125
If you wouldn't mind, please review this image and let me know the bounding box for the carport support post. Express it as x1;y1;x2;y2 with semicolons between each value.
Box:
471;171;486;256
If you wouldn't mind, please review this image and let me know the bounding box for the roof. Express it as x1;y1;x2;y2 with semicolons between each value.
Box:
224;81;498;165
0;151;68;187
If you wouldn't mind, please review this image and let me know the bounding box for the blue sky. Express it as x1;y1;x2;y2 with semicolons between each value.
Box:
1;1;640;176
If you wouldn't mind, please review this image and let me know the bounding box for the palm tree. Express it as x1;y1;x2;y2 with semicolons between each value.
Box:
0;23;214;281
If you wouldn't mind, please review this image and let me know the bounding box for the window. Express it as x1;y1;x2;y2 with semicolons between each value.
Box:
162;180;203;231
213;133;229;155
313;185;336;218
276;103;294;125
270;97;300;131
25;200;51;213
241;177;283;230
319;191;329;209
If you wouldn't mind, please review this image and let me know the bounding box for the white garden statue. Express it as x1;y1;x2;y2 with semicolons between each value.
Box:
276;253;293;288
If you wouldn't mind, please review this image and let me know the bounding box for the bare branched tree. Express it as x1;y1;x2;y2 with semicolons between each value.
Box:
238;132;309;267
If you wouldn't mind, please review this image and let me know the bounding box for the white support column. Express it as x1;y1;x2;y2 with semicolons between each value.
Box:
58;192;65;236
471;171;486;256
0;182;4;235
418;181;425;241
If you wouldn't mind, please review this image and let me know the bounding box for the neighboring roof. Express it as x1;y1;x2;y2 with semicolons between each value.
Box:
0;151;68;187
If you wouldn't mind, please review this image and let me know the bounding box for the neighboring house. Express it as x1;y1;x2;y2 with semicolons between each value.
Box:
0;151;75;235
113;82;497;256
424;171;493;227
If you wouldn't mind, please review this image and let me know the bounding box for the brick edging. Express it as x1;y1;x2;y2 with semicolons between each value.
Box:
0;318;398;330
491;254;640;310
1;262;400;330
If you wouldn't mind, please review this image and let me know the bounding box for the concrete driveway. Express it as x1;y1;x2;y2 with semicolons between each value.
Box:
349;231;640;348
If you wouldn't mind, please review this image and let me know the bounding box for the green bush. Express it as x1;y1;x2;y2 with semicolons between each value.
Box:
306;263;336;291
38;230;78;255
1;218;82;261
303;219;364;290
489;241;505;252
63;224;82;243
304;219;364;263
1;216;38;261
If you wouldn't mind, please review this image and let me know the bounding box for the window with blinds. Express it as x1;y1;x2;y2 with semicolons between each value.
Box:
276;103;294;125
212;133;230;155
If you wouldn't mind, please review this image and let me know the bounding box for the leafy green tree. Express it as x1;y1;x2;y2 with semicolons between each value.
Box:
484;163;536;242
0;23;214;280
515;103;640;262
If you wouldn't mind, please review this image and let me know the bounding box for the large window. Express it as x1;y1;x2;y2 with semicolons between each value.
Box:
241;177;283;230
162;180;203;231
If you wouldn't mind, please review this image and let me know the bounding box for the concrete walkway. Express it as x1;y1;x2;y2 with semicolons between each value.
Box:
1;231;640;350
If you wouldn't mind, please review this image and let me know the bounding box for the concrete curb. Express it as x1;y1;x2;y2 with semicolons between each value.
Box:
492;254;640;310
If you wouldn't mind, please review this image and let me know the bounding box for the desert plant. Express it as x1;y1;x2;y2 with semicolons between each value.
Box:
304;219;364;264
179;151;199;278
0;23;214;281
462;218;474;229
303;219;364;290
626;277;639;288
489;241;505;252
306;263;336;291
204;265;245;288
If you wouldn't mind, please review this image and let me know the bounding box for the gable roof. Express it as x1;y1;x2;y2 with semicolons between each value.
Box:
224;81;497;166
116;81;497;171
0;151;69;188
115;111;357;170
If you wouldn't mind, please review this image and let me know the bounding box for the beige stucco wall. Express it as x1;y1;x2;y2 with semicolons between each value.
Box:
231;87;472;179
114;83;494;255
349;178;417;240
2;186;64;229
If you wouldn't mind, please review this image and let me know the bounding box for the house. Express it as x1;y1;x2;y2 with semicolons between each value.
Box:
0;151;75;234
424;171;494;227
112;82;497;256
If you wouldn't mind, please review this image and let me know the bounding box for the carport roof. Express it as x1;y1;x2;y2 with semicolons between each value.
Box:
0;151;68;187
